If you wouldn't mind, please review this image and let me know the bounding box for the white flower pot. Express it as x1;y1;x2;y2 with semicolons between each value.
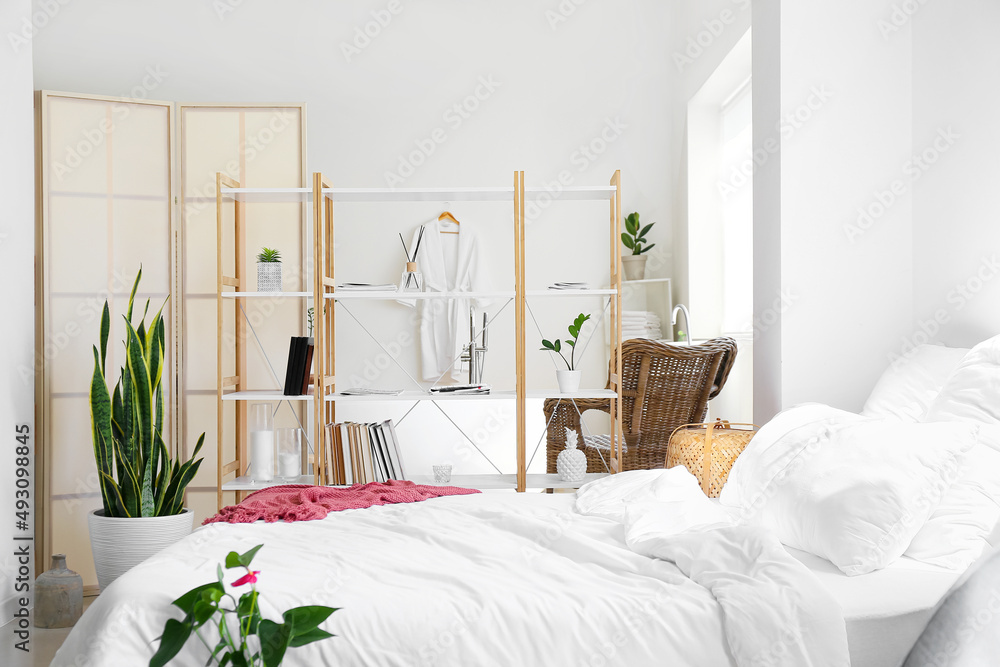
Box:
556;370;582;394
88;509;194;591
257;262;282;292
621;255;647;281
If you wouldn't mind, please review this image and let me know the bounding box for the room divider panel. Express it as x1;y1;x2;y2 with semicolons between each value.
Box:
35;92;306;590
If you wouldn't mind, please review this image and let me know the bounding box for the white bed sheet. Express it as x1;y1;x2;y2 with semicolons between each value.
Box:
786;548;959;667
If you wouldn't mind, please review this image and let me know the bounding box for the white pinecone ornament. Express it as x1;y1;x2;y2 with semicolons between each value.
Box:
557;428;587;482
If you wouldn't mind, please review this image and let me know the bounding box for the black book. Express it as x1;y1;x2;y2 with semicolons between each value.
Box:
299;338;315;395
283;337;307;396
282;337;299;395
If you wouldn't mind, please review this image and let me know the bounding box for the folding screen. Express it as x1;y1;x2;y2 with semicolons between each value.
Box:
36;94;306;589
35;91;175;590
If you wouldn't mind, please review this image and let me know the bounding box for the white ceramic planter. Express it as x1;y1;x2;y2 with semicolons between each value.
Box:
556;370;582;393
621;255;647;281
88;509;194;591
257;262;282;292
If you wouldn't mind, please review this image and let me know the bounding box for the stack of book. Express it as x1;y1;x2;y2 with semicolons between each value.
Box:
335;283;398;292
282;336;314;395
324;420;405;485
547;282;590;290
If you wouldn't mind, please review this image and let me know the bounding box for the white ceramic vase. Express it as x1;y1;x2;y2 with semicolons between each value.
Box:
556;369;582;393
621;255;647;281
257;262;282;292
88;509;194;591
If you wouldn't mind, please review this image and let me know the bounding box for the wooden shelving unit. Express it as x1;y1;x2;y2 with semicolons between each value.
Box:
215;170;624;504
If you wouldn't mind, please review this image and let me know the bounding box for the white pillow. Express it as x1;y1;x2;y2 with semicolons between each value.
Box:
905;425;1000;569
724;405;977;576
862;344;968;421
925;334;1000;424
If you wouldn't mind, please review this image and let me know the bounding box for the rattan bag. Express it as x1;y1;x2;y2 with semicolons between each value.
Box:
666;419;758;497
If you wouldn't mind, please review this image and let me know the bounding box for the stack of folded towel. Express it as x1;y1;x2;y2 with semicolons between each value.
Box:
621;310;662;339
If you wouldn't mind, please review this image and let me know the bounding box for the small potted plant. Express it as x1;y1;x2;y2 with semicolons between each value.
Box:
257;247;282;292
621;212;655;281
88;268;205;591
540;313;591;393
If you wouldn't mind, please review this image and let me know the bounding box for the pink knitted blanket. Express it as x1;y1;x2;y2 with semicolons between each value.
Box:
203;480;480;525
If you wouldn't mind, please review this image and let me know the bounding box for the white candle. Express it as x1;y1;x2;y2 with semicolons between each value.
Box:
278;452;300;480
250;431;274;482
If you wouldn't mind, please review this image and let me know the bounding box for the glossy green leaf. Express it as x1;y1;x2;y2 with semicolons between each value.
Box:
258;619;292;667
99;302;110;376
620;233;635;250
288;627;336;648
90;347;115;516
172;582;225;616
282;605;336;638
639;243;656;255
149;618;191;667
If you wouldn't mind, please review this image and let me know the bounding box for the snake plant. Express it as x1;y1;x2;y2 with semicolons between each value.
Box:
89;268;204;518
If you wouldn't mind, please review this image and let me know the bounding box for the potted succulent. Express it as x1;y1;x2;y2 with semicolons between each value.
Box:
540;313;591;393
257;247;282;292
621;212;655;281
88;268;205;591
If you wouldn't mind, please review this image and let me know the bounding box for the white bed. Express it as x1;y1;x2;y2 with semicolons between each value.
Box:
56;491;851;667
55;490;954;667
57;338;1000;667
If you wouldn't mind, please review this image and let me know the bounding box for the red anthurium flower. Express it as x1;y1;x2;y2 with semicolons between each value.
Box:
232;571;260;587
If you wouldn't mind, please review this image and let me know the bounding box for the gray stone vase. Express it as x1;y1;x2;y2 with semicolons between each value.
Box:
34;554;83;628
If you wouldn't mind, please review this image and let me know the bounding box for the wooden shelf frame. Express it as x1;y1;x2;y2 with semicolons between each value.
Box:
215;171;623;499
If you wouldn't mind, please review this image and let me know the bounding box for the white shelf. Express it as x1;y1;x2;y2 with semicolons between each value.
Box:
409;472;608;490
221;291;313;298
524;185;617;201
526;389;617;400
222;390;314;402
328;290;514;300
223;475;315;491
221;187;314;203
622;278;671;285
219;185;617;204
325;187;514;202
526;289;617;297
330;390;515;402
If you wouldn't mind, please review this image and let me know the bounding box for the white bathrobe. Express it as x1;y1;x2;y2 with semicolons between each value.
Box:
400;218;491;383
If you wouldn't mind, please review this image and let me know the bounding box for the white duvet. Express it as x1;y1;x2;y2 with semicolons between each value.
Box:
55;488;849;667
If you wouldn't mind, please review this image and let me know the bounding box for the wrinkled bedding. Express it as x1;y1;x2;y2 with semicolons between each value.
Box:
55;486;848;667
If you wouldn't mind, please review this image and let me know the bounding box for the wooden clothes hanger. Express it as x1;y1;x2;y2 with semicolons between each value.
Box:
438;210;460;234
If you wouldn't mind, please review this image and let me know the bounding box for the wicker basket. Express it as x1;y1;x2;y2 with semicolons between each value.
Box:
666;419;757;497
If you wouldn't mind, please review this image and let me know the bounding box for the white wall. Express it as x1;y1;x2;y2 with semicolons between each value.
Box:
1;0;36;629
912;0;1000;348
753;0;915;418
30;0;676;475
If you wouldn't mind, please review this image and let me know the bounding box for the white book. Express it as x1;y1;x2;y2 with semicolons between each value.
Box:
338;423;353;484
385;420;406;480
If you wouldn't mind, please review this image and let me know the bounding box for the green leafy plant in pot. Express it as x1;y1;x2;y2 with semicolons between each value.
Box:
541;313;591;393
88;268;205;591
621;212;655;281
257;247;282;292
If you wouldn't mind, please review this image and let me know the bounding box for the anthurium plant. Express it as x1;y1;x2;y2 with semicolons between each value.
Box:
621;212;655;255
540;313;592;371
150;544;338;667
89;268;204;517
